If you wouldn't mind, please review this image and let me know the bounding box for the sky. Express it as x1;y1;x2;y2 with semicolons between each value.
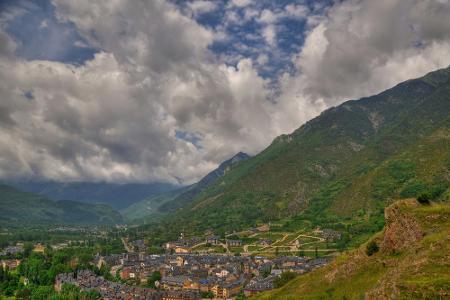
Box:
1;0;450;185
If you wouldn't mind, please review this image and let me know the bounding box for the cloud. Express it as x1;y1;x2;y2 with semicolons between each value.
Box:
1;0;450;185
39;19;48;29
262;25;276;47
0;0;276;184
229;0;253;8
291;0;450;102
187;1;218;16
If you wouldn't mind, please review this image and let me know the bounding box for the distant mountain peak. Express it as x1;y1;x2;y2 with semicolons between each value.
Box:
221;152;251;167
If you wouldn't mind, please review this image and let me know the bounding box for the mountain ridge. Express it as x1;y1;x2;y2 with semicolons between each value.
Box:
0;184;123;225
143;66;450;241
6;181;178;210
122;152;250;220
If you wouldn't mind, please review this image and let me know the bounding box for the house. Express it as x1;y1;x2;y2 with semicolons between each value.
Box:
182;279;200;292
226;240;242;247
244;276;275;297
212;278;245;298
132;239;147;252
206;236;220;245
162;290;200;300
259;239;272;247
214;269;229;278
175;246;190;254
322;229;342;241
1;245;24;256
33;243;45;253
1;259;21;270
120;267;135;280
160;276;189;291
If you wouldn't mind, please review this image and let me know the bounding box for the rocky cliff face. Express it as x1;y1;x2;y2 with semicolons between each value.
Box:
381;200;423;253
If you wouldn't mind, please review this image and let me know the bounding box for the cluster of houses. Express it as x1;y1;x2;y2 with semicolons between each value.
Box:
55;270;199;300
90;252;328;299
0;244;24;256
0;244;24;271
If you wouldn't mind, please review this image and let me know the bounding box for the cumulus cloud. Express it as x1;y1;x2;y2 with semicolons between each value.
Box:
1;0;450;184
186;1;218;16
0;0;276;184
293;0;450;102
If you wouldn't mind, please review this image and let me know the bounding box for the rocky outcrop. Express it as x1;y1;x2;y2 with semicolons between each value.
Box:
380;200;423;253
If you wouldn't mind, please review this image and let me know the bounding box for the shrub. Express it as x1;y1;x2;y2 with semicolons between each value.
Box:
417;193;431;205
274;272;297;288
366;240;379;256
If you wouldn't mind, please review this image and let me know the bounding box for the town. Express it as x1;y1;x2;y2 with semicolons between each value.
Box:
0;226;337;299
57;251;327;299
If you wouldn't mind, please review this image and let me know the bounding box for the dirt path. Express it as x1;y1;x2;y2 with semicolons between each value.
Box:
190;242;206;251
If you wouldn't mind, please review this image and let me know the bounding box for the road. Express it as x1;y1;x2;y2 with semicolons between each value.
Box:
121;237;134;253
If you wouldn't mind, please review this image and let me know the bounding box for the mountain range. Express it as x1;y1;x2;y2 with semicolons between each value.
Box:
0;152;250;225
1;67;449;232
0;184;123;225
141;66;450;240
6;181;178;210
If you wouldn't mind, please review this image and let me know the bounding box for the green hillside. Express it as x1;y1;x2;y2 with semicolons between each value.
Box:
147;66;450;241
0;185;123;225
253;199;450;299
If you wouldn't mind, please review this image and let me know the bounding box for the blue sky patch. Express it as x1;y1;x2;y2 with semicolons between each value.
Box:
2;0;334;80
175;130;203;149
1;0;98;64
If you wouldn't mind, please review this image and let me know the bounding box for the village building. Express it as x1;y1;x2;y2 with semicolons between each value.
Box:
226;239;242;247
1;259;21;270
244;275;276;297
205;235;220;245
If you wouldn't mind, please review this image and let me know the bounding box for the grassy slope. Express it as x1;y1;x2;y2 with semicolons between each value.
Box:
0;184;123;225
254;200;450;299
157;67;450;235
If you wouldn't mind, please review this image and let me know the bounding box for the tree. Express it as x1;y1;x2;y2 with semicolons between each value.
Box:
200;291;214;299
365;240;379;256
23;242;34;258
261;266;271;278
147;271;161;289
